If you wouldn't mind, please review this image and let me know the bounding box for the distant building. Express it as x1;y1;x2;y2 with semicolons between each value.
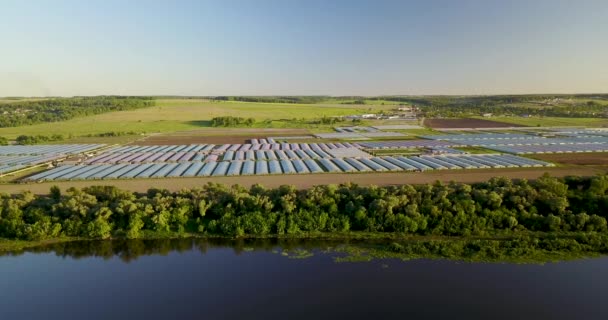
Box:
482;113;493;117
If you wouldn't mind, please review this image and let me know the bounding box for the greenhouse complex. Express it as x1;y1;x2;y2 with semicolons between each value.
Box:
1;128;607;182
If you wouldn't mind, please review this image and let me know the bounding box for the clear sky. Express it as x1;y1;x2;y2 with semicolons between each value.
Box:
1;0;607;96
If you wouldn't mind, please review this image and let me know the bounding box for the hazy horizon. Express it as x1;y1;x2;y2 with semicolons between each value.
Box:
2;0;607;97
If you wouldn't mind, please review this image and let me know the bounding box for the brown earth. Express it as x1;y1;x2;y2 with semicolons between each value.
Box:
4;166;606;195
425;118;528;129
131;128;312;145
530;153;608;165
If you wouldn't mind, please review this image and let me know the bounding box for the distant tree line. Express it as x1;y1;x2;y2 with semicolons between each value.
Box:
210;116;255;127
0;96;155;128
212;96;329;104
368;95;608;118
341;100;366;105
1;174;607;241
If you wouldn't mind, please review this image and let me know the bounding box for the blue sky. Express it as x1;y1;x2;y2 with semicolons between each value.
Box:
1;0;607;96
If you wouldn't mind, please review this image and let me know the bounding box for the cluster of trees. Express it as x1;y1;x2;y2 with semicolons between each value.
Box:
210;116;255;127
85;131;141;138
15;134;64;145
341;99;366;105
0;96;155;127
212;96;329;104
1;174;607;241
0;137;8;145
315;116;344;125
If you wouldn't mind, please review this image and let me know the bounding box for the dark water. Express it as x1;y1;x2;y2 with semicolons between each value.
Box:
1;239;607;320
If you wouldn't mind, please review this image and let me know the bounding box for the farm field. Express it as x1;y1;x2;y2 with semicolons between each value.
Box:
133;128;313;145
3;165;605;195
452;146;501;154
2;96;608;193
425;118;528;129
529;153;608;166
0;99;394;139
477;116;608;127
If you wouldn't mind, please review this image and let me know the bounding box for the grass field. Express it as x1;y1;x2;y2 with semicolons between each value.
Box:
453;146;501;154
528;153;608;166
0;99;395;139
474;116;608;127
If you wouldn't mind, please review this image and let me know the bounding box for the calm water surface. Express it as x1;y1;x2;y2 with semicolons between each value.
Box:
1;239;607;320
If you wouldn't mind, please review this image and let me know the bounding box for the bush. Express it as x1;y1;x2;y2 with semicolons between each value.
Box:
210;116;255;127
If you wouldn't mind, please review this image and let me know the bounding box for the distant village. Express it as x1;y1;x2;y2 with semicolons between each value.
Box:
343;105;418;121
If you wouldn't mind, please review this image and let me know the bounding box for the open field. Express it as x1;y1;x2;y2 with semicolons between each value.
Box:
0;99;394;139
425;118;527;129
133;128;312;145
452;146;501;154
476;116;608;127
529;153;608;165
4;166;606;195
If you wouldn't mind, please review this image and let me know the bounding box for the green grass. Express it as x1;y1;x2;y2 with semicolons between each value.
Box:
0;165;48;182
453;146;501;154
0;99;395;139
45;134;146;145
370;148;424;156
476;116;608;127
0;237;77;252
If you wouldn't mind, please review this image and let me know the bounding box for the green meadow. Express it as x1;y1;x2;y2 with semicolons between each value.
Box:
0;99;395;139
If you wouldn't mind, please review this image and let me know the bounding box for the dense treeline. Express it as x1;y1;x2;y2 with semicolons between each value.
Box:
210;116;255;127
212;96;329;104
0;96;155;127
1;174;607;241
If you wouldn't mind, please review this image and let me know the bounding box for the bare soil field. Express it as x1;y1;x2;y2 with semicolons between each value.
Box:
4;166;605;195
530;153;608;165
425;118;528;129
131;128;312;145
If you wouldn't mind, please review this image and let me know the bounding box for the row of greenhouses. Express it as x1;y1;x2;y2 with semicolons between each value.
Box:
24;154;553;181
0;144;103;156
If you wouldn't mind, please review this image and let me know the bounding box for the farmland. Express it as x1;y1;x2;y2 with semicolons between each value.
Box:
0;96;607;191
0;99;395;140
475;116;608;128
134;128;313;145
530;153;608;165
425;118;528;129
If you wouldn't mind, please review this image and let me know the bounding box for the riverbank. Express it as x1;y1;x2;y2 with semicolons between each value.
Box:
2;231;607;263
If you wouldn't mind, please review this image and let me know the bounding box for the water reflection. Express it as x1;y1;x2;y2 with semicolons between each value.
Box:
1;238;359;263
2;237;604;264
2;238;608;319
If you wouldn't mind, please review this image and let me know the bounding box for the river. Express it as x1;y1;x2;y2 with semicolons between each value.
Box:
1;238;607;320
